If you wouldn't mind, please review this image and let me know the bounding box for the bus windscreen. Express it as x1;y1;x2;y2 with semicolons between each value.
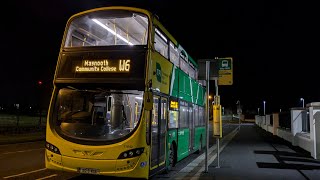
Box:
53;87;143;143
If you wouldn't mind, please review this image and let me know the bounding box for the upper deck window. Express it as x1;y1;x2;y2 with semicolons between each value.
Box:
169;42;179;67
179;50;189;73
64;10;149;47
154;28;168;58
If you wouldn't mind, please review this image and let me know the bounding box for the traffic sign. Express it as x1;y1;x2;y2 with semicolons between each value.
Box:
218;57;233;85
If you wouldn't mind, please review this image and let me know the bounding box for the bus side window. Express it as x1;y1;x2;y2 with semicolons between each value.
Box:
188;64;196;79
179;51;188;74
154;28;168;58
179;103;188;128
169;41;179;67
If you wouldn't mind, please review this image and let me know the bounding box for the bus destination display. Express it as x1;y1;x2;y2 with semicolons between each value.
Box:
75;59;131;73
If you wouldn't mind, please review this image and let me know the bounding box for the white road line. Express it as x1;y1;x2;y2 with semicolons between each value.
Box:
36;174;58;180
3;168;47;179
2;148;44;155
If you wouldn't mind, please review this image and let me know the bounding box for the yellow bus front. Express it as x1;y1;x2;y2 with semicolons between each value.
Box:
45;7;153;179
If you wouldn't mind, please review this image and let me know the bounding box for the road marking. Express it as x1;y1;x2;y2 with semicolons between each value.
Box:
36;174;58;180
2;148;44;155
3;168;47;179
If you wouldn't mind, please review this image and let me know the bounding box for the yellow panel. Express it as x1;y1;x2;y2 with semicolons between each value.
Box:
213;104;222;138
218;70;233;85
151;53;173;94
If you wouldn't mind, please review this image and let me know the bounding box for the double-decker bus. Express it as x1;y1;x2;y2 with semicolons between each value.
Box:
45;6;206;179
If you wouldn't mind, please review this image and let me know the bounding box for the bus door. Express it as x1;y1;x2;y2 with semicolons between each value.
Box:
150;96;168;171
188;103;194;151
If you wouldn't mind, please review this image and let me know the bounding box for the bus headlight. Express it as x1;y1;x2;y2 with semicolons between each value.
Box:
118;148;144;159
45;142;61;155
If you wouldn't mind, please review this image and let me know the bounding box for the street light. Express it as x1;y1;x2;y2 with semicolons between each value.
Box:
263;101;266;115
300;98;304;108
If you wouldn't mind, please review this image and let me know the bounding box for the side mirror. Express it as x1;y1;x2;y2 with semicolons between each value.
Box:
144;91;153;111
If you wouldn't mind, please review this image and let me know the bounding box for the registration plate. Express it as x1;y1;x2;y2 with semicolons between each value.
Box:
77;167;100;175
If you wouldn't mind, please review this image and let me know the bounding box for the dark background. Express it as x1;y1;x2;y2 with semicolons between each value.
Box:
1;0;318;115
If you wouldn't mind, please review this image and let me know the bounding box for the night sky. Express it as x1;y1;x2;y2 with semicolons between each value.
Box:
2;0;318;114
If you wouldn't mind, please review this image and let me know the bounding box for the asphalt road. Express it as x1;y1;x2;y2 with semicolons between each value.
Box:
0;121;239;180
0;141;78;179
0;139;206;180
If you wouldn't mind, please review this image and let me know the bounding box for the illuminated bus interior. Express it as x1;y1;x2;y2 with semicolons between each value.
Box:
64;10;149;47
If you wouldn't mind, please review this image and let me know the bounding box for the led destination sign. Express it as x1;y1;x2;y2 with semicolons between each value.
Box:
75;59;131;73
170;101;179;109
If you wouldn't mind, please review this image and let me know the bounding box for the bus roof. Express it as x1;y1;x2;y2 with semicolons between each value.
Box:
69;6;152;20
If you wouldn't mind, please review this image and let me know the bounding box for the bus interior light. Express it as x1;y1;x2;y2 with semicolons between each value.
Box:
92;19;133;45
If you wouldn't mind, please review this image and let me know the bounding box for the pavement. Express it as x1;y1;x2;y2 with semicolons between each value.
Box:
165;124;320;180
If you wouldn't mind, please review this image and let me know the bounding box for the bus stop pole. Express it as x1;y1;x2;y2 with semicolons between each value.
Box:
205;61;210;173
215;78;220;168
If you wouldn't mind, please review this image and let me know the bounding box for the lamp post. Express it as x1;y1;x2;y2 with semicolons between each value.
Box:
263;101;266;115
236;100;241;113
300;98;304;108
